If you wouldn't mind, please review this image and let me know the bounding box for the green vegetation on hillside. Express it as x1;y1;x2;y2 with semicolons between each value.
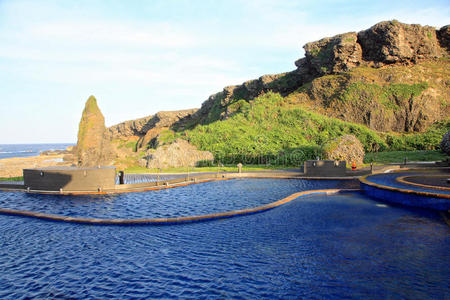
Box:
384;121;450;151
339;82;428;110
157;129;179;145
183;92;448;165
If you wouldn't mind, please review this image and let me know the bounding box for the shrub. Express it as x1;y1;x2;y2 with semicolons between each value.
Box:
186;92;388;165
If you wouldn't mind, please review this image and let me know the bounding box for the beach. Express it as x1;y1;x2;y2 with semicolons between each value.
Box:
0;154;72;177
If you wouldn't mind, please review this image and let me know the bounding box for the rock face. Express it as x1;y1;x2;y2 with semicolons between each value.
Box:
296;59;449;132
76;96;113;167
323;135;365;165
358;21;443;65
192;72;303;124
440;131;450;155
107;109;198;151
138;127;168;150
438;25;450;51
107;109;197;139
144;139;214;169
301;20;446;76
301;32;362;75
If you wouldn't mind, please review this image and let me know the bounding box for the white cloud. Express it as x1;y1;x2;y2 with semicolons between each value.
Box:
27;21;199;48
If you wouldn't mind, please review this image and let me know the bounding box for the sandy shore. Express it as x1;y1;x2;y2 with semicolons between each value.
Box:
0;155;72;177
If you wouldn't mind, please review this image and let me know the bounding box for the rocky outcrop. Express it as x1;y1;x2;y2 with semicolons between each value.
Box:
440;131;450;155
138;127;168;150
323;135;365;165
107;109;197;139
294;58;450;132
300;32;362;75
192;71;304;124
438;25;450;51
299;20;447;77
76;96;113;167
143;139;213;169
357;21;443;65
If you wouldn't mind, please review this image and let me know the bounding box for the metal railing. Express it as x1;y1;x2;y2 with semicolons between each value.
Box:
115;174;186;185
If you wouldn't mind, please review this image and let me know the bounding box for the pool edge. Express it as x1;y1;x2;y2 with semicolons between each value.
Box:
0;189;361;225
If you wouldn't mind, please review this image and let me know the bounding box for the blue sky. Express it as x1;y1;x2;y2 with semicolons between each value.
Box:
0;0;449;143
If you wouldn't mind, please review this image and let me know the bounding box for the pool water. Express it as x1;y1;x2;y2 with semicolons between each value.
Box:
366;173;450;195
0;179;358;219
0;179;448;299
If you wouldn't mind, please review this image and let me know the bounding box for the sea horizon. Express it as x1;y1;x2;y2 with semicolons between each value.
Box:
0;143;75;160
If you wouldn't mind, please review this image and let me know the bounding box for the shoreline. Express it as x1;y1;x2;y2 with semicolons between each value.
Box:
0;154;72;177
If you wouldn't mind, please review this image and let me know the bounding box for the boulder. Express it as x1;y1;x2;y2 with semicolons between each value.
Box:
145;139;213;169
323;135;365;165
76;96;113;167
440;131;450;155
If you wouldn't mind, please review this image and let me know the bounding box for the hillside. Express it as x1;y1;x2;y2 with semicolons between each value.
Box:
80;20;449;168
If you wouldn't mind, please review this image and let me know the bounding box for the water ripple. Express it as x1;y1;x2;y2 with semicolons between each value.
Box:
0;181;448;299
0;179;358;219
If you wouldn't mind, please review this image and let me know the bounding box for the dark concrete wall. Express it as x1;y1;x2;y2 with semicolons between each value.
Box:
304;160;346;177
24;167;116;191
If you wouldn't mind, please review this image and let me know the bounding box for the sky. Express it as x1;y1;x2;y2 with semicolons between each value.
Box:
0;0;449;143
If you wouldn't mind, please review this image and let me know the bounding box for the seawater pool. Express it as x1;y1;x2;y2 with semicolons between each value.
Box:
365;173;450;195
0;179;448;298
0;179;358;219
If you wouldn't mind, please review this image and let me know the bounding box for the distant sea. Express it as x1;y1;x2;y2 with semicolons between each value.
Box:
0;143;74;160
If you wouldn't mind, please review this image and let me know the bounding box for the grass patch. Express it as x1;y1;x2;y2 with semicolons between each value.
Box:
124;164;297;174
124;141;137;152
157;129;178;146
339;82;428;110
0;176;24;181
385;120;449;151
364;150;447;164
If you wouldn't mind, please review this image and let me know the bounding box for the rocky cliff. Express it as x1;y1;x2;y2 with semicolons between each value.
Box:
107;109;197;139
76;96;113;167
107;109;197;149
191;20;449;132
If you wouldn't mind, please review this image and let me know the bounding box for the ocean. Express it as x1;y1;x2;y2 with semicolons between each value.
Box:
0;144;74;160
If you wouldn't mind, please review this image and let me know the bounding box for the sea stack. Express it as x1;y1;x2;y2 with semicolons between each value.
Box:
76;96;112;167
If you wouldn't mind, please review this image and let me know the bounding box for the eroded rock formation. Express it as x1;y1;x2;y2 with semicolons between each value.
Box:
108;109;197;138
76;96;113;167
357;21;443;65
107;109;197;150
